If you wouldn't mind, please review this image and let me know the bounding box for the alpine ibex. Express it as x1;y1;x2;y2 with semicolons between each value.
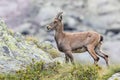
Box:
47;12;109;66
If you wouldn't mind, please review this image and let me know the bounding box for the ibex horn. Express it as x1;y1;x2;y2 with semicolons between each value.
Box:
56;12;63;19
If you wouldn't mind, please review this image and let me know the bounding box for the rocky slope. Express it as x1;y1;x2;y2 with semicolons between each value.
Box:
0;20;63;73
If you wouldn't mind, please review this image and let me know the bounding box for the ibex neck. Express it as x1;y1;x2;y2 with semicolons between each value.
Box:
55;24;63;33
55;31;64;46
55;30;64;36
55;25;64;42
55;29;64;39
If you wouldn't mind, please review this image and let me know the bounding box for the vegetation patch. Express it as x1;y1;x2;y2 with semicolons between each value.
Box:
0;60;100;80
0;59;120;80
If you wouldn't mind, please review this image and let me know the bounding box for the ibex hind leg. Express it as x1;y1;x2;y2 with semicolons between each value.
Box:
87;45;99;66
95;44;109;66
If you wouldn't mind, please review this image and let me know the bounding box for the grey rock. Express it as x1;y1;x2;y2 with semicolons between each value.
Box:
2;46;10;54
0;20;63;73
108;73;120;80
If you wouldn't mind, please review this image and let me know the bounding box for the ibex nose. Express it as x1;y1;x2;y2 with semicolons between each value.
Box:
46;25;50;30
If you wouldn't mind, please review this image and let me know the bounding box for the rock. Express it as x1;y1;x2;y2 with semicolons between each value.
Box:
64;23;76;31
108;73;120;80
105;28;120;35
37;41;60;58
101;41;120;64
0;20;63;73
21;30;30;35
2;46;10;54
35;5;62;26
0;0;120;35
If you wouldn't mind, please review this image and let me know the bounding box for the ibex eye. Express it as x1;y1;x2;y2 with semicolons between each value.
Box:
54;21;57;24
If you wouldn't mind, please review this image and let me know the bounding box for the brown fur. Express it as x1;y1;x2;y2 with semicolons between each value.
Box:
47;12;109;66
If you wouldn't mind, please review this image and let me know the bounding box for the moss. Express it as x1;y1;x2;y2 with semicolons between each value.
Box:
25;36;38;44
8;29;14;36
18;34;59;59
0;55;12;60
0;20;7;30
3;35;18;50
6;41;17;50
46;48;60;58
37;42;60;58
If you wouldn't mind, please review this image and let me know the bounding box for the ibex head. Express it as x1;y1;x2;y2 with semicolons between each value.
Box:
47;12;63;31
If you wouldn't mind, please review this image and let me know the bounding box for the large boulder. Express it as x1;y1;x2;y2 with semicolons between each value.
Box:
0;20;63;73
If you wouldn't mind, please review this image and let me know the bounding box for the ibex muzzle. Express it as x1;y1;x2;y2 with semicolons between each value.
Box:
46;25;52;30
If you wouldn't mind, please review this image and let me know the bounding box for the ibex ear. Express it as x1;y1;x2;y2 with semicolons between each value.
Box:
56;12;63;21
58;15;62;21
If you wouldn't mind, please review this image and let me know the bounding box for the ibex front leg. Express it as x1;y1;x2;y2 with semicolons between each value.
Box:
64;50;74;64
65;54;69;63
87;45;99;66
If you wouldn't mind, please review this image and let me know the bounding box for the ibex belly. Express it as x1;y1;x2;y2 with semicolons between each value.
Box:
72;47;87;53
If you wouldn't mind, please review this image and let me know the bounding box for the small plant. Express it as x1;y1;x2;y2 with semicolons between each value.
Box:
46;48;60;58
25;36;38;44
70;64;99;80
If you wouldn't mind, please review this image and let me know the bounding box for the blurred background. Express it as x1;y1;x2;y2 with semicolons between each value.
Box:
0;0;120;65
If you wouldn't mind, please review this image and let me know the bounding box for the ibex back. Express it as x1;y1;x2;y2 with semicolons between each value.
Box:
47;12;109;66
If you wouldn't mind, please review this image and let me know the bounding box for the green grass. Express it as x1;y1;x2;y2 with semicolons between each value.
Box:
0;60;120;80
